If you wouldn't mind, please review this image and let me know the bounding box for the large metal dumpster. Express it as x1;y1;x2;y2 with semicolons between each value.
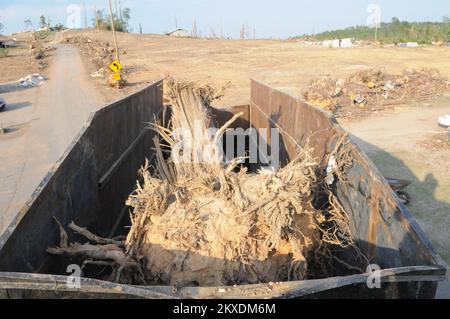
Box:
0;79;447;299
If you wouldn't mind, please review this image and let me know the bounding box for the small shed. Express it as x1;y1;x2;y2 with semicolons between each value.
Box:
166;29;190;38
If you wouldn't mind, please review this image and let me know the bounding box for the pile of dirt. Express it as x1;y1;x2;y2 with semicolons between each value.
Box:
48;80;367;287
303;67;449;118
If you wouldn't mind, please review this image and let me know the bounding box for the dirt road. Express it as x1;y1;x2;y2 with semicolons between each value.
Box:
0;44;105;234
340;95;450;298
340;97;450;262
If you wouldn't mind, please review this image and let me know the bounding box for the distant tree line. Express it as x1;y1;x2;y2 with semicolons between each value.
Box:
93;7;131;32
295;17;450;44
22;15;64;32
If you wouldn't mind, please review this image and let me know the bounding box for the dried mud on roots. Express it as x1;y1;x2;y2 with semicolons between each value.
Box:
48;79;367;287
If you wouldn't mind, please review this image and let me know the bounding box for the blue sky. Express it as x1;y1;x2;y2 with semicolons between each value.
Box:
0;0;448;38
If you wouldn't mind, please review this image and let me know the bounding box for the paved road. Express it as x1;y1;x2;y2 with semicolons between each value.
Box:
0;44;105;234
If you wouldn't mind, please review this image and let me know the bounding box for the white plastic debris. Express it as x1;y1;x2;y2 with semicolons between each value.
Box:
18;73;47;88
90;71;103;78
258;166;276;175
384;81;395;91
354;94;365;104
438;115;450;128
325;155;337;185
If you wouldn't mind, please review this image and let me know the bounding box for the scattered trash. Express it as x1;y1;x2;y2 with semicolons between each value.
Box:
66;35;127;88
90;71;104;78
383;81;395;91
303;67;448;118
354;94;365;104
257;165;277;175
397;42;419;48
18;73;47;88
438;115;450;128
66;36;117;72
325;155;337;185
0;96;6;112
386;177;412;205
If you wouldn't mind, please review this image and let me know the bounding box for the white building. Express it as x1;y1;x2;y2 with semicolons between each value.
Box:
323;38;353;48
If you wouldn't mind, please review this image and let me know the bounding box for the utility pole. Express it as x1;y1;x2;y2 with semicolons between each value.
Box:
119;0;123;21
94;6;99;30
83;3;88;29
109;0;120;62
174;15;178;29
192;20;198;38
139;23;143;35
210;27;216;39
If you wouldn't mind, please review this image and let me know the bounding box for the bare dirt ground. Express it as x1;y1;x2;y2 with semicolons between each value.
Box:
0;45;42;83
63;30;450;107
0;31;56;83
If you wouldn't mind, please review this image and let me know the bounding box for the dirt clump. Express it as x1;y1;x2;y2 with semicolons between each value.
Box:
303;67;449;118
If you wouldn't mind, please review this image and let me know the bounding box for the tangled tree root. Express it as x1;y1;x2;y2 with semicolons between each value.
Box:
48;79;367;287
47;218;145;284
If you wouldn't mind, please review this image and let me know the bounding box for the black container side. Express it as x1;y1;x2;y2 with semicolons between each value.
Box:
0;80;164;274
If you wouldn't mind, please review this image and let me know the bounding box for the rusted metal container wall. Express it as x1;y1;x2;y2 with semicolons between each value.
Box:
0;80;164;273
249;79;445;297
